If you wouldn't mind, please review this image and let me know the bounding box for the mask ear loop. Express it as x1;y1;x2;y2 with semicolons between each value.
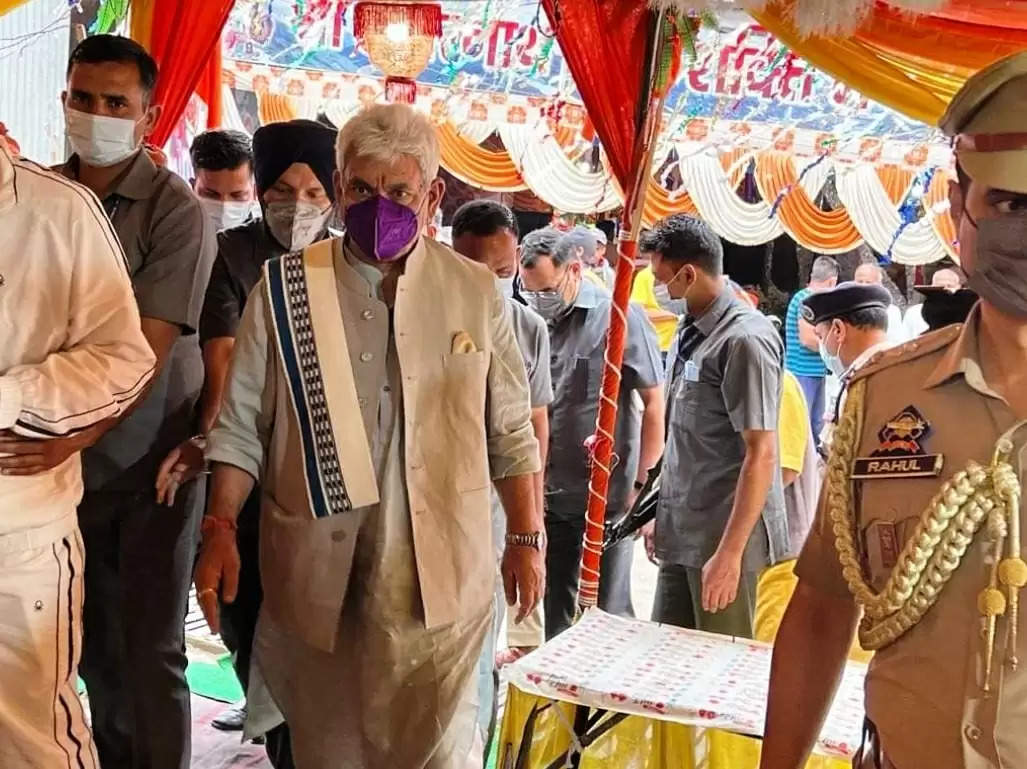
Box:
829;319;843;359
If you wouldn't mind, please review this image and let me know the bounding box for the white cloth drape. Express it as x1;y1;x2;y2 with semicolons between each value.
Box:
500;124;622;214
321;99;360;129
835;163;948;265
451;120;497;145
220;84;248;133
681;149;785;246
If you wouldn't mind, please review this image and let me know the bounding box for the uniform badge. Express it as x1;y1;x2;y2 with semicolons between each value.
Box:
864;520;900;583
851;405;944;479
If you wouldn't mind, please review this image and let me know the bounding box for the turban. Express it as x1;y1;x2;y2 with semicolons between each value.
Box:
252;119;338;202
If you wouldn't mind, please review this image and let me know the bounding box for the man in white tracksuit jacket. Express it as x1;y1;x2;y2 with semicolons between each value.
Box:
0;139;156;769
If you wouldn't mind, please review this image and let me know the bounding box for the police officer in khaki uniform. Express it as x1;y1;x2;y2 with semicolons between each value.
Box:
760;52;1027;769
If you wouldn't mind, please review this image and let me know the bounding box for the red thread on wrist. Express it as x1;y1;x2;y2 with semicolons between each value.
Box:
201;515;237;536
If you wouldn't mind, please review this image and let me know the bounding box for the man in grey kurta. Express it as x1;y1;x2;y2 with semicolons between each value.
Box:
520;228;665;641
197;104;542;769
641;214;787;638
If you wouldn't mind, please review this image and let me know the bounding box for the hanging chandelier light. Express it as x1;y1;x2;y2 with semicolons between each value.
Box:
354;1;443;104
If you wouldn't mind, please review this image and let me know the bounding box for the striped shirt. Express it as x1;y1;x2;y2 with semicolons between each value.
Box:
784;288;827;377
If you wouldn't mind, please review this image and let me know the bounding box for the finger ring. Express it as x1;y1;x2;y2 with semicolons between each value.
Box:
198;588;216;598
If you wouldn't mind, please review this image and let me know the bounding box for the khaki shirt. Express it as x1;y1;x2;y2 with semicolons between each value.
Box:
58;151;215;491
797;309;1027;769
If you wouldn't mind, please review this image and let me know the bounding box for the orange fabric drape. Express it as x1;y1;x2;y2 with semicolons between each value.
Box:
141;0;235;146
641;148;740;227
721;147;749;188
927;169;960;262
0;0;30;17
876;164;914;206
641;178;697;227
130;0;157;51
197;44;223;129
755;151;863;253
750;1;1027;124
258;93;299;124
437;122;527;192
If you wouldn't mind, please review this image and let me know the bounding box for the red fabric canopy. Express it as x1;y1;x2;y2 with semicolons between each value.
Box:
540;0;652;190
147;0;235;147
541;0;664;611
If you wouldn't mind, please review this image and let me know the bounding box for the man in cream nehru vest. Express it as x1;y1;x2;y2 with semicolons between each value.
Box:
197;103;544;769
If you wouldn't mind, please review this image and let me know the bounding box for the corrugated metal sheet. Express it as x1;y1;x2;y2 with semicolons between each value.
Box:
0;0;70;165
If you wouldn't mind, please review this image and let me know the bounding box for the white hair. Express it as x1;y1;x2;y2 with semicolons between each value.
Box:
335;104;440;187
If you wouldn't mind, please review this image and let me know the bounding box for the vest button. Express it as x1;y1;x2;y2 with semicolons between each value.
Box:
360;352;373;362
361;309;374;320
964;724;982;742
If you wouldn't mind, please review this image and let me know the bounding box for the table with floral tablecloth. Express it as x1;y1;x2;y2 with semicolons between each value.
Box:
502;608;866;763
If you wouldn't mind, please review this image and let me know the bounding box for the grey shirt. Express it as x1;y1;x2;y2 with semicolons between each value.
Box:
60;151;216;491
656;285;788;572
546;279;663;521
491;298;554;559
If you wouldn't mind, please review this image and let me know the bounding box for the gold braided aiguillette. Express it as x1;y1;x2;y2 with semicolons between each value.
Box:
827;379;1026;692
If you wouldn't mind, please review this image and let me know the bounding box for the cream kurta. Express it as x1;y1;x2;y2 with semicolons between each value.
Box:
209;238;537;768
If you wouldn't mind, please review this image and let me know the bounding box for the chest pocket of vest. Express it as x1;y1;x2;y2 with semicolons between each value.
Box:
438;350;490;492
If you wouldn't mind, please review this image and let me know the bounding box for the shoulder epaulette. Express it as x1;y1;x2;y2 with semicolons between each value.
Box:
851;323;962;382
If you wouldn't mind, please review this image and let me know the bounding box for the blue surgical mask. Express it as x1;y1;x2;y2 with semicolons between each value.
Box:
818;326;846;377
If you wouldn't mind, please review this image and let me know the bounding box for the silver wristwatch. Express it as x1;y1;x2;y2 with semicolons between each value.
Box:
505;531;546;552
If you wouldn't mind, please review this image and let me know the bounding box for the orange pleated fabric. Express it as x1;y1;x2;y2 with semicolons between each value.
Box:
876;164;914;206
755;151;863;253
437;122;527;192
258;93;298;125
926;169;960;262
641;178;697;227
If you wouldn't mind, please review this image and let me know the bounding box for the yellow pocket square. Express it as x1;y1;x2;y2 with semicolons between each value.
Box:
451;331;478;354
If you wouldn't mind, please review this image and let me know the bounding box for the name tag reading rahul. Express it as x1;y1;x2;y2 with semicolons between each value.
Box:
851;405;944;480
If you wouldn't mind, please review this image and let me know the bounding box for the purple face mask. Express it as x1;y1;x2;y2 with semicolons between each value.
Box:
344;194;421;262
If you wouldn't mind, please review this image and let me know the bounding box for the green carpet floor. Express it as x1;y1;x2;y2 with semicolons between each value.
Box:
79;655;242;704
185;655;244;704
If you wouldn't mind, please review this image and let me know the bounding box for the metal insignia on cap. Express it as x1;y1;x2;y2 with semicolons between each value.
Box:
801;304;815;322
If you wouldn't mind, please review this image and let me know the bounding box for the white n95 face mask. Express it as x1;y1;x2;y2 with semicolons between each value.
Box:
65;107;141;167
496;275;516;299
264;201;332;252
199;198;252;233
653;281;686;316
